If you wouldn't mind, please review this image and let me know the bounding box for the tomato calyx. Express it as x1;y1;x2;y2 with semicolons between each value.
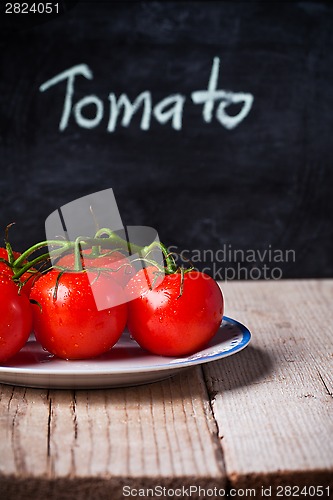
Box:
145;242;196;298
29;298;42;312
49;268;111;302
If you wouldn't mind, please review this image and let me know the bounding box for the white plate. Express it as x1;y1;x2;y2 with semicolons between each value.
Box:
0;317;251;389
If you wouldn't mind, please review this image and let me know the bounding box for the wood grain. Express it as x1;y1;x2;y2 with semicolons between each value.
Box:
203;279;333;491
0;368;225;499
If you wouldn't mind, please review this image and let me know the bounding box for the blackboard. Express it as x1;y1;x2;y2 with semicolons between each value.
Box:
1;1;332;280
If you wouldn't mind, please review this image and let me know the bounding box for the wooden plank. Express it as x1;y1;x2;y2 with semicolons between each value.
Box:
0;386;50;477
204;279;333;491
0;368;225;499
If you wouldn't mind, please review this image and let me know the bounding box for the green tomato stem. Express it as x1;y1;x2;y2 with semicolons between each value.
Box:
12;248;66;280
74;237;84;272
9;228;180;282
4;223;16;264
13;240;72;268
94;228;177;273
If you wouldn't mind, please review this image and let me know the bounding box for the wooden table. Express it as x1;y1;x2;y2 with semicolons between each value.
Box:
0;280;332;499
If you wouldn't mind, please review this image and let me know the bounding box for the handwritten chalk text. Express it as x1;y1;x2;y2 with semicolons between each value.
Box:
39;57;254;132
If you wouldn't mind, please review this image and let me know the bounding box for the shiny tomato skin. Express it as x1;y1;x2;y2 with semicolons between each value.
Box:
56;250;135;288
0;273;33;362
126;268;224;356
30;269;128;360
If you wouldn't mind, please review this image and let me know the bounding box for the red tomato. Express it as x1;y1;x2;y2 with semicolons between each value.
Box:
126;267;224;356
0;247;21;263
0;247;37;296
0;273;33;362
30;269;128;360
56;249;135;288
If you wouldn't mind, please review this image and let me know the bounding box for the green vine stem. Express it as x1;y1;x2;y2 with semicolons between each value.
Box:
94;228;177;274
4;223;16;265
73;237;87;272
13;240;72;268
8;229;182;282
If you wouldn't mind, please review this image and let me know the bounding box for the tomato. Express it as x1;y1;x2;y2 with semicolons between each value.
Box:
126;267;224;356
0;273;33;362
0;247;21;263
56;249;135;288
30;269;128;360
0;247;37;296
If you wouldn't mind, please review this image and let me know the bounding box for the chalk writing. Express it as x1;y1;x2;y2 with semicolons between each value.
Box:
39;57;254;132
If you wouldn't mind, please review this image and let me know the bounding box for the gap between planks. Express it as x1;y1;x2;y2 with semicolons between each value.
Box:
203;279;333;491
0;367;226;498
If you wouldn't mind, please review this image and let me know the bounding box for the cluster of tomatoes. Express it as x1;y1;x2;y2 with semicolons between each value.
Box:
0;231;224;363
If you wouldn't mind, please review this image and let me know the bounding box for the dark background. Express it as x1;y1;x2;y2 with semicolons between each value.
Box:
0;1;332;279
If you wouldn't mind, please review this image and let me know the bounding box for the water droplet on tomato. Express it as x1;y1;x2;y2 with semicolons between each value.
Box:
159;316;163;322
74;343;79;348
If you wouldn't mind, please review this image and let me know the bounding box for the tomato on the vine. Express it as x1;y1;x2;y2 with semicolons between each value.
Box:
0;273;33;362
56;249;135;288
126;267;224;356
30;269;128;360
0;247;21;264
0;247;37;295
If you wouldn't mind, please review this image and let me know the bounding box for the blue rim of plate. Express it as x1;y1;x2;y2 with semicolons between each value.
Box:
150;315;251;370
0;316;251;376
